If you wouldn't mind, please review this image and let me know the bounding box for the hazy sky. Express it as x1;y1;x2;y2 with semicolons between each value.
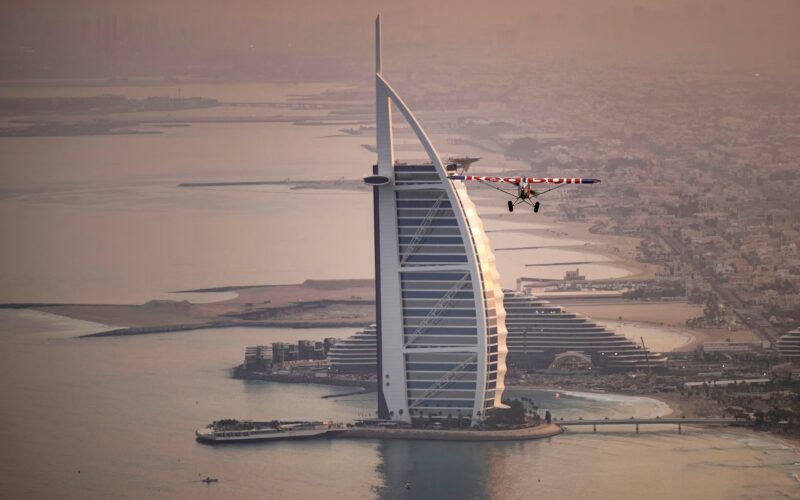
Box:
1;0;799;79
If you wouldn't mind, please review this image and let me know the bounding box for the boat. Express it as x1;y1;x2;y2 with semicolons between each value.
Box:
195;418;345;444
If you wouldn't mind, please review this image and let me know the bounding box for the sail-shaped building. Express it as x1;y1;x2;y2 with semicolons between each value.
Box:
365;16;507;426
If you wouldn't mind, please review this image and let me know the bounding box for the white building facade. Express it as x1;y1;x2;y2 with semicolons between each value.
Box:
367;16;507;425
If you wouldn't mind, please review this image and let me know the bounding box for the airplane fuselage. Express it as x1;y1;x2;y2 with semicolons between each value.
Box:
448;174;600;214
518;181;533;199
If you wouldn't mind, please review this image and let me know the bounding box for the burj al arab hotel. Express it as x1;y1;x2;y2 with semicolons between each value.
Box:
364;16;508;426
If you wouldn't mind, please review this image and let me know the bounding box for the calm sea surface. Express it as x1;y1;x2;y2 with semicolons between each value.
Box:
1;87;622;304
1;309;799;500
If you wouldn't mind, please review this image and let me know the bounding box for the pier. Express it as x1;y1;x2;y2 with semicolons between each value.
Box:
558;417;743;434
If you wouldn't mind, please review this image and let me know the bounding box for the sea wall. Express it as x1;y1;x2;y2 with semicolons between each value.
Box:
232;365;377;392
341;423;563;442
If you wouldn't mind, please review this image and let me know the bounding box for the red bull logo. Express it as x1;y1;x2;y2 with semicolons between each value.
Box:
461;176;588;184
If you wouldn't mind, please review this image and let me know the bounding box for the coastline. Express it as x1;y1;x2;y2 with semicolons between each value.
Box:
510;385;673;418
4;285;718;353
1;212;713;347
525;217;658;281
509;385;746;425
560;300;760;350
78;319;373;338
6;285;743;368
0;211;756;352
0;279;377;337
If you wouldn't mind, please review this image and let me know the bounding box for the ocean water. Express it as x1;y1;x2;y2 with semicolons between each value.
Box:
1;310;799;500
0;121;375;303
2;108;614;304
0;81;356;102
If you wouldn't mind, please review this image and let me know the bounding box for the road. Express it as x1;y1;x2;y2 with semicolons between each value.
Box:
657;231;777;341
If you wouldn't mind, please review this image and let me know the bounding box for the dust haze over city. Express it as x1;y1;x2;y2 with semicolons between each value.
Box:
3;0;800;78
2;1;800;499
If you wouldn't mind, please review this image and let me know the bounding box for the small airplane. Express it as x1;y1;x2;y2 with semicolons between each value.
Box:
448;175;601;213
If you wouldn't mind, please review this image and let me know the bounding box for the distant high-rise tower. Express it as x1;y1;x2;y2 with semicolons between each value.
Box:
365;16;507;426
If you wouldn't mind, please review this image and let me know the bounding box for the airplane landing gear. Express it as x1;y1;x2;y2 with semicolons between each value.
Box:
508;200;514;212
533;202;540;213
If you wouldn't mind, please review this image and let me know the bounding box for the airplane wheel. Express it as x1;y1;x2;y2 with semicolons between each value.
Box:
508;201;514;212
534;202;540;213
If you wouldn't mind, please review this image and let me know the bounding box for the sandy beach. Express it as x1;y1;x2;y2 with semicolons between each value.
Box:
511;385;723;420
564;301;760;351
526;216;658;281
646;392;729;419
562;300;702;327
25;281;725;350
20;279;376;334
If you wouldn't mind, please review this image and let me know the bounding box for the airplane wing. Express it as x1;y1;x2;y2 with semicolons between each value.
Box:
470;179;519;198
449;175;600;184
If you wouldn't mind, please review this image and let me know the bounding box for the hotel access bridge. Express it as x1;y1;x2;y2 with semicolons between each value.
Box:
558;417;741;434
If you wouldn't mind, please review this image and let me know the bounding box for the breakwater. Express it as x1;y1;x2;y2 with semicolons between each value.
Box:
80;320;373;338
231;365;376;393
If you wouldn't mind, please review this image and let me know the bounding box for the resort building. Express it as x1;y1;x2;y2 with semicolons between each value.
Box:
776;329;800;359
328;326;378;373
503;291;667;370
365;16;507;425
329;292;667;374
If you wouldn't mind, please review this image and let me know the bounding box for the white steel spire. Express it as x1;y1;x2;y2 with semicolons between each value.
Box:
375;14;382;75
